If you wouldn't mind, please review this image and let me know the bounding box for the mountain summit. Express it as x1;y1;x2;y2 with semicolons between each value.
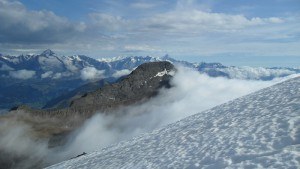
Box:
41;49;56;56
16;61;176;117
69;61;175;113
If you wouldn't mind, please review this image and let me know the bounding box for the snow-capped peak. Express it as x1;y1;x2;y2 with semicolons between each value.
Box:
98;56;127;62
41;49;56;56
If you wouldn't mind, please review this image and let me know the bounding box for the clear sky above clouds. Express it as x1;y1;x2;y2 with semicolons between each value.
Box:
0;0;300;66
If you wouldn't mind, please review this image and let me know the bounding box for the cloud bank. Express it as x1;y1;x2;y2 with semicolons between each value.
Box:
63;67;298;155
0;67;299;168
0;0;85;44
80;67;105;81
0;0;299;60
112;69;131;78
9;69;36;79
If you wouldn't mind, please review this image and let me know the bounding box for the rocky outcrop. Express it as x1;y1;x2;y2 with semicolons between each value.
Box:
69;61;175;114
5;61;176;147
0;61;176;168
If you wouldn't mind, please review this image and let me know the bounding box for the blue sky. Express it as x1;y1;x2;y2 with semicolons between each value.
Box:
0;0;300;66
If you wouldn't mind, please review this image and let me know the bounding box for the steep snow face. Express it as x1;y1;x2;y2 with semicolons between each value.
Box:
38;55;64;71
48;77;300;169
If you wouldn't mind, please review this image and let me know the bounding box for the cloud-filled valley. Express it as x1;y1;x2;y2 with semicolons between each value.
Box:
0;66;298;168
64;67;298;155
0;0;299;168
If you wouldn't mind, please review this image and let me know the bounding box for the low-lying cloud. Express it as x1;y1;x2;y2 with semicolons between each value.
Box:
41;71;54;79
219;66;297;80
0;67;298;168
112;69;131;78
80;67;105;81
64;67;298;155
0;119;49;169
9;69;36;79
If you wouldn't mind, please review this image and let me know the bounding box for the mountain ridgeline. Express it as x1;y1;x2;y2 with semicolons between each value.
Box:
69;61;175;114
6;61;175;143
0;61;176;168
2;49;299;110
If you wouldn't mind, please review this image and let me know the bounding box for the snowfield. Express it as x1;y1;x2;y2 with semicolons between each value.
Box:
48;77;300;169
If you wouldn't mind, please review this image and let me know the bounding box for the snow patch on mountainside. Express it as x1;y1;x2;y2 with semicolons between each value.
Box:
48;76;300;169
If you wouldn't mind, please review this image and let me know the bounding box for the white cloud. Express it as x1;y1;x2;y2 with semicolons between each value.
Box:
80;67;105;81
268;17;284;24
0;0;86;43
142;10;285;33
89;9;284;34
89;13;128;31
130;2;156;9
53;73;62;79
219;66;297;80
0;118;49;168
64;67;297;155
41;71;53;79
0;67;298;167
123;45;160;52
9;69;35;79
112;69;131;78
0;0;298;63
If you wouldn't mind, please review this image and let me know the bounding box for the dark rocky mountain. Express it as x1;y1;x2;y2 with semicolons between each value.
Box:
69;61;175;114
42;77;116;109
0;61;176;169
13;61;175;117
7;61;175;139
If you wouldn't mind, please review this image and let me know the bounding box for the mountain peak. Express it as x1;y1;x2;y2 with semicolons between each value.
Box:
160;54;176;62
41;49;55;56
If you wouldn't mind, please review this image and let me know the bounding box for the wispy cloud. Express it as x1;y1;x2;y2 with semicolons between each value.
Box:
9;69;36;79
80;67;105;81
130;2;157;9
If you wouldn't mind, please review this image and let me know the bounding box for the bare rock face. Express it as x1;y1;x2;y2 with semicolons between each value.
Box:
69;61;175;114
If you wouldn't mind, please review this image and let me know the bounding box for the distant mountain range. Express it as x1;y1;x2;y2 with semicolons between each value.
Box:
1;49;299;109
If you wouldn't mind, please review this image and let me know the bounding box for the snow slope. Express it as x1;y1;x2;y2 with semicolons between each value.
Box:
48;77;300;169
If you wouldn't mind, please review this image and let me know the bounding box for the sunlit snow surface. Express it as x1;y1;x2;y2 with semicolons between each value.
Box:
48;77;300;169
